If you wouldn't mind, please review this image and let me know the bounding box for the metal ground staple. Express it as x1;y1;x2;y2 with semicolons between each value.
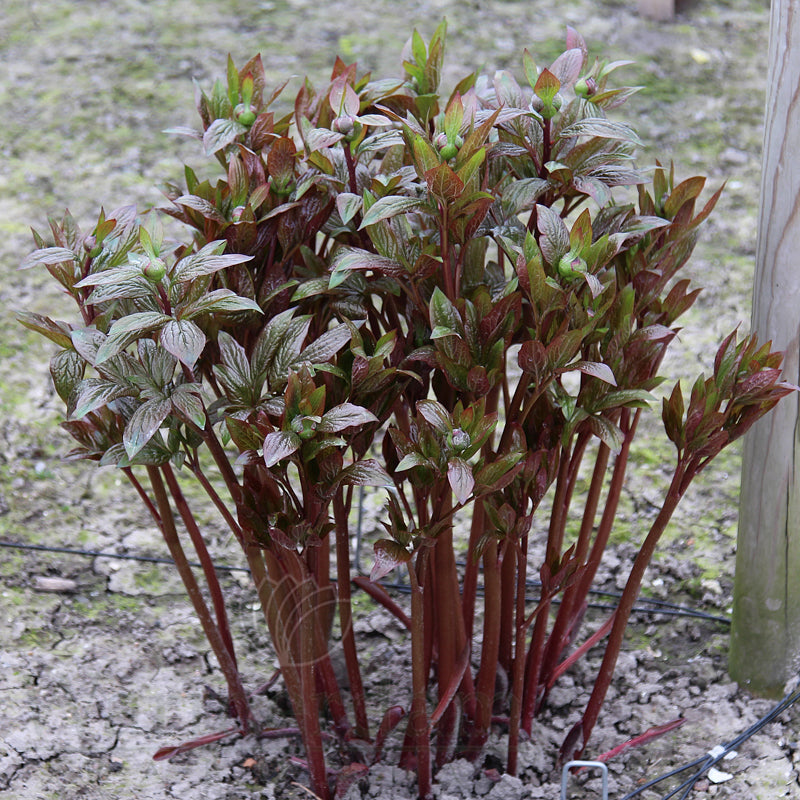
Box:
561;760;609;800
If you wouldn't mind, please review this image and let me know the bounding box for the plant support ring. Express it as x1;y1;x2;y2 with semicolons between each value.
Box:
561;760;609;800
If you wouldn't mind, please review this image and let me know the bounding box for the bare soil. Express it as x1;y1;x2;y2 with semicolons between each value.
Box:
2;1;799;798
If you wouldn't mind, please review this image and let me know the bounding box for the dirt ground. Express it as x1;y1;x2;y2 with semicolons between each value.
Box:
2;0;799;798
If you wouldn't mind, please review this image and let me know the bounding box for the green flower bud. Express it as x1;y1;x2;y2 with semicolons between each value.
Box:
299;424;316;440
83;235;102;258
540;93;563;120
291;416;317;440
271;178;295;198
234;103;257;126
450;428;470;450
143;257;167;283
574;77;598;98
332;116;355;136
557;252;587;280
439;142;458;161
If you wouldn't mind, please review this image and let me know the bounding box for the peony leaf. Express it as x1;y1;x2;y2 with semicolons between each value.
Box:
159;319;206;368
318;403;378;433
370;538;412;582
338;458;394;487
262;430;302;468
447;457;474;505
123;398;171;458
359;195;425;229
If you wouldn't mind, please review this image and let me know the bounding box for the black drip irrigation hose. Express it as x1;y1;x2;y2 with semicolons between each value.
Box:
376;576;731;626
0;539;729;625
620;679;800;800
0;539;250;573
5;537;798;797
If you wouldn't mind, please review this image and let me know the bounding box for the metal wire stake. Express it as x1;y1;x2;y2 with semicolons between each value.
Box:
561;760;609;800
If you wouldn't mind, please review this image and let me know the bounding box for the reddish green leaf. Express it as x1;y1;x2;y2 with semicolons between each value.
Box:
493;70;524;108
180;289;262;319
95;312;171;364
417;399;452;433
518;340;546;376
172;241;253;282
336;192;363;225
589;415;623;453
173;194;227;223
266;136;296;184
522;48;538;88
664;175;706;218
203;118;248;154
566;26;588;61
534;68;560;104
569;209;593;251
170;385;206;428
443;93;464;140
502;178;549;215
68;377;133;419
160;319;206;368
20;247;77;270
124;398;171;458
370;538;412;582
567;360;617;386
559;118;642;146
263;430;301;467
536;204;570;266
424;162;464;202
359;195;425;228
70;328;106;365
318;403;378;433
429;287;463;337
455;148;485;188
297;324;352;365
447;457;474;504
305;127;345;150
50;350;85;403
474;453;524;491
224;417;263;452
662;383;685;449
548;48;584;88
395;452;432;471
338;458;393;487
17;312;74;349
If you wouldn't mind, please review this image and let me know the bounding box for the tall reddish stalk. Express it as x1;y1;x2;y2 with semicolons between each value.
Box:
333;491;370;738
564;464;687;761
142;465;252;731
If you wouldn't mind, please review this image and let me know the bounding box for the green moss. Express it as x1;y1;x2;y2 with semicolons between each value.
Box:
16;627;58;648
0;553;26;580
130;564;170;592
107;593;144;613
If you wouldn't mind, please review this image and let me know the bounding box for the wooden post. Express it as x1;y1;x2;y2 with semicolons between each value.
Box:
637;0;675;21
729;0;800;697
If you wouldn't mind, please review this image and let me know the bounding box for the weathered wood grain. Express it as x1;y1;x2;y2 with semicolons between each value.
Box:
730;0;800;697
